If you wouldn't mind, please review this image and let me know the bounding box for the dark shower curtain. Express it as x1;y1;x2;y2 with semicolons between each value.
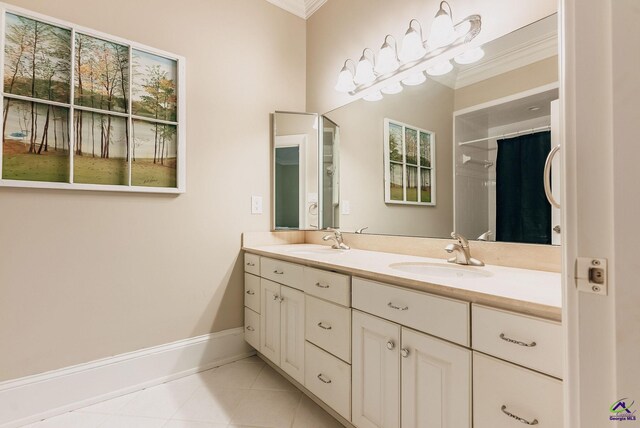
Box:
496;131;552;244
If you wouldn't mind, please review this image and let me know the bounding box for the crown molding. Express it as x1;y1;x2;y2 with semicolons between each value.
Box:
265;0;327;19
454;33;558;89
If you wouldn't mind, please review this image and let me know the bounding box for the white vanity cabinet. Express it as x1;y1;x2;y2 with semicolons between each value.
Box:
260;278;305;384
352;281;472;428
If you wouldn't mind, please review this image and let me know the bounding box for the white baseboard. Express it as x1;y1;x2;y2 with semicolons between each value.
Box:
0;328;254;428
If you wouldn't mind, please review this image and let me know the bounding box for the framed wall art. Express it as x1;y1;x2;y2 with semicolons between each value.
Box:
383;118;436;206
0;3;186;193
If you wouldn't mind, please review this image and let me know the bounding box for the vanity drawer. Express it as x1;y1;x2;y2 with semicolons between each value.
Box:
352;278;469;346
303;267;351;306
472;305;562;378
260;257;304;290
304;341;351;421
244;273;260;313
305;295;351;363
244;253;260;276
244;307;260;350
473;352;563;428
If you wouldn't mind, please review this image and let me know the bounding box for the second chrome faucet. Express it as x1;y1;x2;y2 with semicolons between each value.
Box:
323;228;350;250
445;232;484;266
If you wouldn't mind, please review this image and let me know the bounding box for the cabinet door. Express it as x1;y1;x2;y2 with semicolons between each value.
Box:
352;311;401;428
401;328;471;428
280;285;305;384
260;279;281;365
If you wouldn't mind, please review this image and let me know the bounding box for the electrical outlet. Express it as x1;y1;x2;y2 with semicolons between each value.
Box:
341;200;351;215
251;196;263;214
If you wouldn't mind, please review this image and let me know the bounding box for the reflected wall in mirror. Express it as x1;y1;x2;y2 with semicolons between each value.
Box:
323;13;559;244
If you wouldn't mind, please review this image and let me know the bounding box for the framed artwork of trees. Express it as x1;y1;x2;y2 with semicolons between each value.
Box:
383;118;436;206
1;5;186;193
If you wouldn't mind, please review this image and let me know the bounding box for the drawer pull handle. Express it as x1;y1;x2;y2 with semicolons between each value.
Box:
499;333;537;347
317;322;332;330
315;282;330;289
273;270;284;275
401;348;410;358
388;302;409;311
501;405;539;425
246;290;255;295
274;294;284;302
246;262;255;267
386;340;395;350
246;326;255;332
317;373;332;384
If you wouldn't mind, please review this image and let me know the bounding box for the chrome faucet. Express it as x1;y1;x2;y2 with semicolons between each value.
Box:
323;228;350;250
477;230;493;241
445;232;484;266
355;226;368;234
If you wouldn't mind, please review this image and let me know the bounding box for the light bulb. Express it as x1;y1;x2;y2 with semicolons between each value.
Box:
375;39;400;75
381;82;403;95
354;53;376;85
454;47;485;65
363;90;383;102
399;23;426;62
334;64;355;93
428;2;456;49
401;71;426;86
426;60;453;76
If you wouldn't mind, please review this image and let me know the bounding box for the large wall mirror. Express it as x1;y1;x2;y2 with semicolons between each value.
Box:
273;13;560;246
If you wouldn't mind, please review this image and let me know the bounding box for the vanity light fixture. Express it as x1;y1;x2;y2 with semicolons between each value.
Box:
399;20;427;63
454;46;485;64
381;81;404;94
354;49;377;85
401;71;427;86
376;35;401;75
363;90;384;101
333;2;481;98
334;59;356;93
428;1;457;49
426;60;454;76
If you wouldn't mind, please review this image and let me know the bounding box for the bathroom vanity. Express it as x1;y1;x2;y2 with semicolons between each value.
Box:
242;242;563;428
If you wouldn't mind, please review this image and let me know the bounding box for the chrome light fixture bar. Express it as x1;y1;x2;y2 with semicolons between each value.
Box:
334;1;482;98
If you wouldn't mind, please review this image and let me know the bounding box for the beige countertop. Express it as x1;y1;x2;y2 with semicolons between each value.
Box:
243;243;562;321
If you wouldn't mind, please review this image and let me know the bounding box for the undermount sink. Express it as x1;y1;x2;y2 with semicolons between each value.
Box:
286;247;344;256
389;262;493;279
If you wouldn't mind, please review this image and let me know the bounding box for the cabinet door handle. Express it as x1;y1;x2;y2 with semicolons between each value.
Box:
401;348;410;358
386;340;395;350
273;294;280;301
388;302;408;311
315;282;330;289
317;373;332;384
317;322;332;330
273;270;284;275
501;405;539;425
246;262;255;267
246;290;255;295
246;326;255;332
499;333;537;347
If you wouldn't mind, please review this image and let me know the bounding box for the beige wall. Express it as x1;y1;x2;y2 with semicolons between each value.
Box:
325;81;454;237
306;0;557;114
454;56;559;111
0;0;306;381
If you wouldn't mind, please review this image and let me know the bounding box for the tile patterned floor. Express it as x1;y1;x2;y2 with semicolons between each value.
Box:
24;356;343;428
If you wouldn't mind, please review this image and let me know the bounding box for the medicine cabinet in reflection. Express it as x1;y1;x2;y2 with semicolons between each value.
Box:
272;111;339;231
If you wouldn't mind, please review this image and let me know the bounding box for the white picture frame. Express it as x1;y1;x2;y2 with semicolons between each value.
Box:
0;2;187;193
383;118;436;206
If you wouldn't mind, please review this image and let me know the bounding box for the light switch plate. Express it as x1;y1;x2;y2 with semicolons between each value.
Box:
251;196;263;214
576;257;608;296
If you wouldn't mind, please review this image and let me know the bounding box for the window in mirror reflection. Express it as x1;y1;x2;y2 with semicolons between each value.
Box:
384;119;435;206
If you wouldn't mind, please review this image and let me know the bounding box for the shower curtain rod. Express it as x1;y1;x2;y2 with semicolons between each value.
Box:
458;125;551;146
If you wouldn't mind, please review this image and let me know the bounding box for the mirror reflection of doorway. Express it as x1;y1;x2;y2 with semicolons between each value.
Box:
274;135;306;229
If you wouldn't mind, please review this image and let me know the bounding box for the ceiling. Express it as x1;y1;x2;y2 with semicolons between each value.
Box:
265;0;327;19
